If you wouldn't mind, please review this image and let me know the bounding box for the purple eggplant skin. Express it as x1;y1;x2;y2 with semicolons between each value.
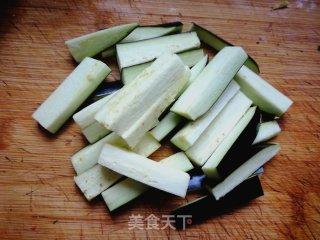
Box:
215;107;261;180
139;21;183;33
218;142;274;181
189;23;260;74
253;167;264;176
260;109;276;122
92;80;123;101
171;176;264;229
204;166;265;189
188;174;207;191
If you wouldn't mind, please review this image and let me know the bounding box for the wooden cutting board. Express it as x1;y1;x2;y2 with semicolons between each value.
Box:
0;0;319;239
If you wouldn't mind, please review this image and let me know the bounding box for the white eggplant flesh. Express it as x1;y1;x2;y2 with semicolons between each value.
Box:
73;94;114;143
101;24;183;58
32;57;110;134
186;91;252;166
211;144;280;200
202;107;257;178
235;65;293;116
120;67;189;147
71;132;160;175
116;32;200;69
73;94;113;143
159;152;194;172
73;94;113;130
65;23;138;62
102;152;193;211
121;49;204;85
81;121;111;144
149;55;208;141
188;55;208;85
95;53;190;148
178;49;205;68
171;80;240;151
98;144;190;197
171;46;248;120
74;134;160;200
150;112;183;141
71;133;127;175
253;121;281;145
74;165;122;201
129;132;161;157
120;25;181;43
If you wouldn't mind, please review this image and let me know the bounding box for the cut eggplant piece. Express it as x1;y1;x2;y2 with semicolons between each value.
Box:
73;94;113;130
253;120;281;145
188;55;208;85
98;144;190;198
92;81;123;101
177;54;208;95
71;132;160;175
178;49;205;68
235;65;293;116
33;57;111;134
95;53;190;148
71;133;126;175
82;121;111;144
101;22;183;58
102;152;193;212
211;144;280;200
74;164;122;201
171;80;240;151
74;134;160;200
120;22;183;43
214;142;266;182
204;164;264;189
121;49;204;85
160;152;194;172
65;23;138;62
73;94;114;143
121;63;152;85
186;91;252;166
171;47;247;120
189;23;260;73
172;176;264;229
202;107;259;179
150;112;183;141
129;132;161;157
149;55;208;142
116;32;200;70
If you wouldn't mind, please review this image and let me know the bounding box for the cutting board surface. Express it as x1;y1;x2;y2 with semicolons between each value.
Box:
0;0;319;239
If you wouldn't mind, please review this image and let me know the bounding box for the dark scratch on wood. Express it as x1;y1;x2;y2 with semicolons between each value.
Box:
32;215;50;219
218;220;231;237
36;174;45;185
27;187;34;212
305;222;317;240
20;147;32;154
56;184;70;201
25;188;38;196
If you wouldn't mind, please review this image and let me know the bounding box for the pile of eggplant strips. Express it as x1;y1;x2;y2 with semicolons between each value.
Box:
33;22;292;228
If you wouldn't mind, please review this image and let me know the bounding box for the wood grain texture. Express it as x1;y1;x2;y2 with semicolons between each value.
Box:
0;0;319;239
